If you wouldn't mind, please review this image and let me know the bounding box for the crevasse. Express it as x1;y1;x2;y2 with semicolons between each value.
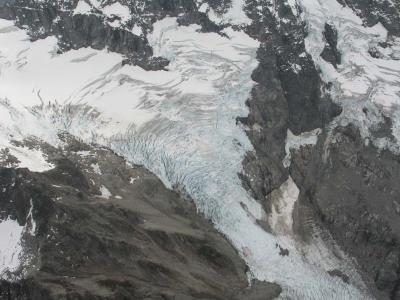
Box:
0;14;372;299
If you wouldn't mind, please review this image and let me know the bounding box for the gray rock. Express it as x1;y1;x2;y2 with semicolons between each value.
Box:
320;23;341;68
239;0;340;209
0;136;281;300
290;125;400;299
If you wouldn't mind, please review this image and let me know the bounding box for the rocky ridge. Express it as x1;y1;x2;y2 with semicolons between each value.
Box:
0;134;281;299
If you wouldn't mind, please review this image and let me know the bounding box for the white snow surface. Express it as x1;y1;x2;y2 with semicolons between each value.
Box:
91;163;102;175
0;218;24;278
0;199;37;279
73;0;92;16
283;128;321;167
268;177;299;235
207;0;252;26
74;0;132;28
131;24;143;36
99;185;112;199
102;2;131;22
0;16;372;298
1;143;54;172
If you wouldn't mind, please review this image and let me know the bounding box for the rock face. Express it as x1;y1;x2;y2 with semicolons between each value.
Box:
290;126;400;300
0;136;281;300
320;23;341;68
240;1;400;299
239;0;340;204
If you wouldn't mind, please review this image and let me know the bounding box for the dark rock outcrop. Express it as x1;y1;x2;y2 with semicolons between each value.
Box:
320;23;341;68
239;1;340;206
238;2;400;299
0;136;281;300
290;125;400;300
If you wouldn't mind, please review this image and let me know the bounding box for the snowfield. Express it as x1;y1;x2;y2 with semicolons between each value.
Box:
0;6;377;298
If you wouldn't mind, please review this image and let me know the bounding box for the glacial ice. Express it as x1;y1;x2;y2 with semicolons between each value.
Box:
299;0;400;153
0;13;373;299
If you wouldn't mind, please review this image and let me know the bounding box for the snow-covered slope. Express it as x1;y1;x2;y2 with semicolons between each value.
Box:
0;198;36;280
0;218;24;277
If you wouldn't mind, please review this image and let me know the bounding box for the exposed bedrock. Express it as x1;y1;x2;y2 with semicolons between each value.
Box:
290;125;400;300
320;23;341;68
239;1;400;299
0;136;281;300
239;0;340;205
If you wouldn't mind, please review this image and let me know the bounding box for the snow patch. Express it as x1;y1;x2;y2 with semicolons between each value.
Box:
286;0;300;15
73;0;92;16
0;218;24;278
131;24;142;36
208;0;252;26
91;163;102;175
198;3;208;13
0;136;54;172
74;1;132;27
8;146;54;172
25;199;37;236
268;177;299;235
102;2;130;22
99;185;112;199
283;128;321;167
102;2;131;27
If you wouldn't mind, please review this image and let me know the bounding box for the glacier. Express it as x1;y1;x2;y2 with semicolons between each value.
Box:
0;5;379;298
